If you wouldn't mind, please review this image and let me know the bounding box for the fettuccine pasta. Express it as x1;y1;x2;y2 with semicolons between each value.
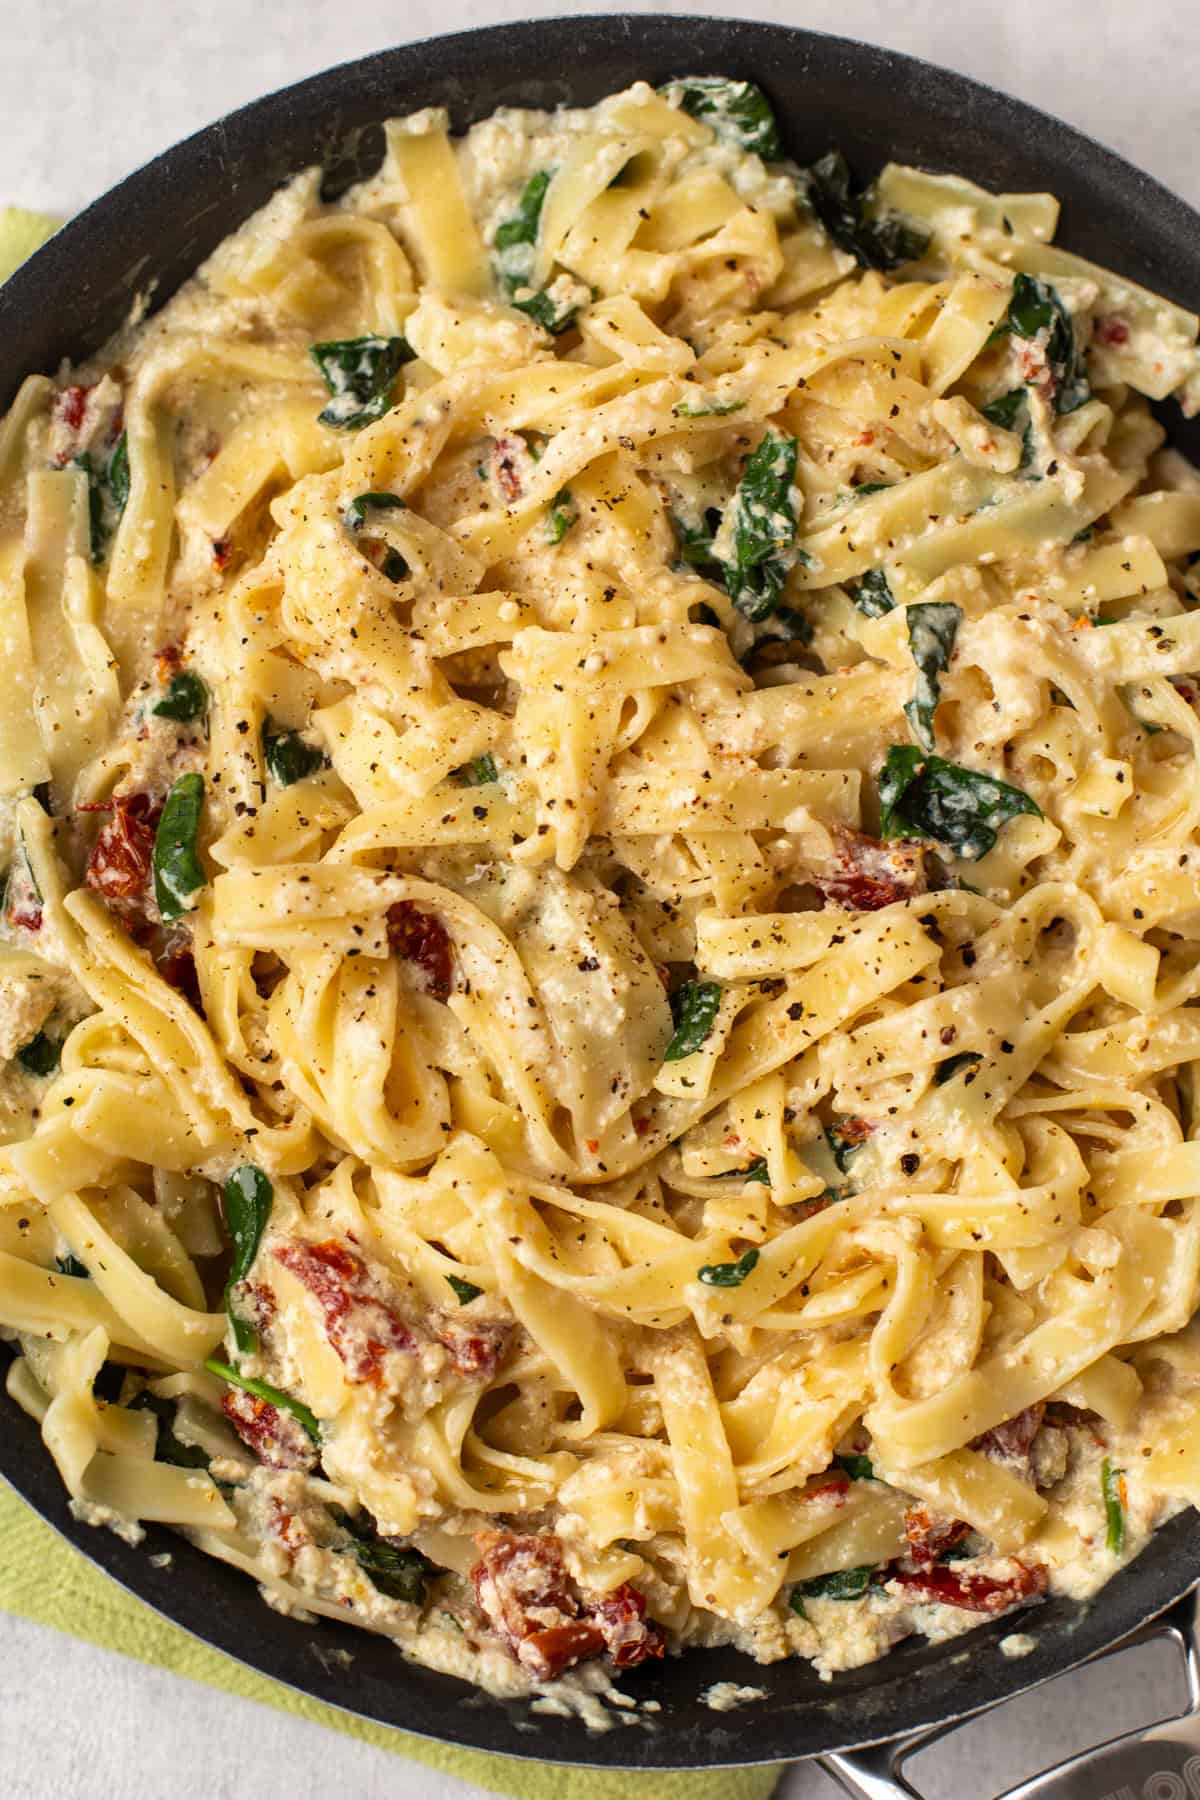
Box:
2;75;1200;1712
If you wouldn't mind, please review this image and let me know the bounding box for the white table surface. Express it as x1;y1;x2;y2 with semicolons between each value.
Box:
2;2;1197;1795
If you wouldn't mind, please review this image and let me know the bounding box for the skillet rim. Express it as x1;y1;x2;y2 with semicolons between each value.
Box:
1;13;1197;1769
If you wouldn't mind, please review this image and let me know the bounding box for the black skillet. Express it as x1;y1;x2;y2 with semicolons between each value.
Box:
2;16;1199;1791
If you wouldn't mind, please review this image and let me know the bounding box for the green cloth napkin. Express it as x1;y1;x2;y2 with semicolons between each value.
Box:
0;205;61;279
0;203;783;1800
0;1482;780;1798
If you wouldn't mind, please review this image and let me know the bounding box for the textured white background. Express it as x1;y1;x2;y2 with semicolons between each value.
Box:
1;3;1196;1796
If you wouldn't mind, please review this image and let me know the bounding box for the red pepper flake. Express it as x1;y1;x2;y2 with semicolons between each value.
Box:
1096;316;1130;346
211;539;231;572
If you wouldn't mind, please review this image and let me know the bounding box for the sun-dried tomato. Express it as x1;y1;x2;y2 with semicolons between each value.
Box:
273;1238;414;1385
57;384;89;432
471;1532;663;1679
903;1505;970;1568
888;1560;1048;1615
386;901;453;999
436;1314;511;1379
974;1403;1046;1480
83;791;161;908
816;827;927;912
222;1388;318;1471
589;1582;667;1670
492;434;526;504
806;1474;852;1506
835;1117;873;1151
155;934;202;1009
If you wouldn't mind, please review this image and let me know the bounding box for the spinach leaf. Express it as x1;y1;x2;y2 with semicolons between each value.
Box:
835;1454;874;1481
660;77;783;160
847;567;895;617
152;772;206;922
17;1031;60;1076
854;482;891;496
343;493;409;580
344;491;406;532
720;428;803;621
665;979;722;1061
494;168;552;293
264;723;326;787
204;1358;321;1443
904;601;961;752
72;452;107;564
130;1391;210;1470
153;670;208;723
878;746;1041;860
994;274;1090;415
826;1119;870;1172
222;1165;273;1356
717;1158;771;1185
446;1274;483;1305
72;435;131;564
108;431;130;515
671;507;723;575
1101;1457;1125;1554
546;487;577;543
795;1564;874;1602
742;606;814;659
334;1507;432;1604
981;388;1026;432
310;336;414;429
512;288;580;336
456;756;500;792
455;753;498;787
493;171;580;334
698;1246;760;1288
935;1050;983;1085
3;829;41;930
56;1253;88;1278
672;395;745;418
375;547;409;582
801;151;930;272
981;387;1036;472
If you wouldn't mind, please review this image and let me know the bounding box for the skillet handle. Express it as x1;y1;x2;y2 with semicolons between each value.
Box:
818;1588;1200;1800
